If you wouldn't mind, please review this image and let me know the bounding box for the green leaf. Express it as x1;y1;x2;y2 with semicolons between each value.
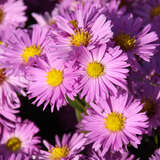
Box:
75;109;82;122
154;134;158;145
66;96;86;113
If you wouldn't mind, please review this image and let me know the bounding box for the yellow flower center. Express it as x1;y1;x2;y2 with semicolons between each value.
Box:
46;69;63;87
6;137;22;152
0;8;4;24
0;41;3;45
50;146;70;160
21;45;42;63
69;20;78;29
150;6;160;19
141;99;156;118
0;69;6;84
86;61;104;78
105;112;126;132
70;29;91;47
114;33;136;51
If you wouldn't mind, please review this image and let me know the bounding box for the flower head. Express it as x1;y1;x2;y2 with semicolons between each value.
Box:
0;118;40;159
47;2;113;60
26;55;79;112
77;45;129;102
78;93;148;154
112;14;158;70
40;133;86;160
0;25;50;75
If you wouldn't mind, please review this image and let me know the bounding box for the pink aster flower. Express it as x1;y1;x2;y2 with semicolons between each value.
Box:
39;132;86;160
77;45;129;103
0;0;27;29
26;56;79;112
77;93;148;155
47;2;113;60
112;14;158;70
0;25;50;75
0;118;40;159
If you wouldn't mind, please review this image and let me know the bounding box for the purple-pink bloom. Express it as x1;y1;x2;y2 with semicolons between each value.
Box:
47;2;113;60
112;14;158;70
78;93;148;155
0;118;40;159
39;132;86;160
77;45;129;102
26;56;79;112
0;25;50;75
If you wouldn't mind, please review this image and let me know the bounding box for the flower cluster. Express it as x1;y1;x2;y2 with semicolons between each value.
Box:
1;0;160;159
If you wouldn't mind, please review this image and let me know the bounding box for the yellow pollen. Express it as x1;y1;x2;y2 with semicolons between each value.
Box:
69;20;78;28
0;41;3;45
6;137;22;152
70;29;91;47
150;6;160;19
50;146;69;160
0;68;6;84
114;33;136;51
46;69;63;87
141;99;156;118
86;61;104;78
105;112;126;132
21;45;42;63
0;8;4;24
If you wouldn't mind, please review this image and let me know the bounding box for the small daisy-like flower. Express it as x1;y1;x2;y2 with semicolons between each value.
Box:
0;0;27;29
26;56;79;112
40;132;86;160
77;45;129;102
0;118;40;159
78;93;148;154
0;68;27;109
112;14;158;69
48;2;113;59
1;25;50;75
